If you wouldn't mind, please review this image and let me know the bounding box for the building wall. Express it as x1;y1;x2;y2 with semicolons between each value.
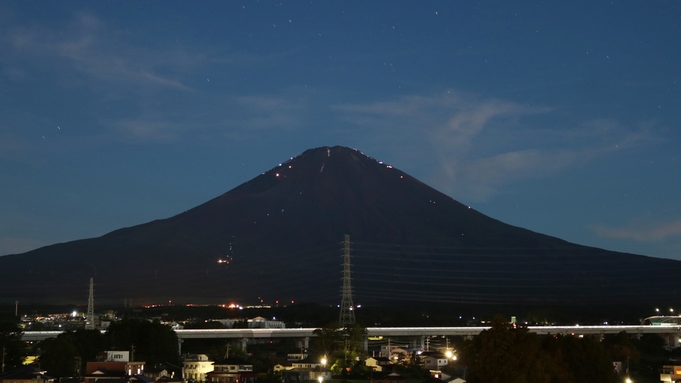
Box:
183;355;214;382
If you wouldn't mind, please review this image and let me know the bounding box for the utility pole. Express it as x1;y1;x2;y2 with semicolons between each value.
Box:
339;234;355;327
85;278;95;330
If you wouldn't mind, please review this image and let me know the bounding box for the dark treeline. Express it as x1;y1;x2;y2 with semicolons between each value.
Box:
1;301;667;328
0;302;674;327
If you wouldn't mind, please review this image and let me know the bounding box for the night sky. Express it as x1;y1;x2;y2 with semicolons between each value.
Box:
1;1;680;260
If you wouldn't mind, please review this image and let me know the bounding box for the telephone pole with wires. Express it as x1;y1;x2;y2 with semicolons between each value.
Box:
339;234;355;327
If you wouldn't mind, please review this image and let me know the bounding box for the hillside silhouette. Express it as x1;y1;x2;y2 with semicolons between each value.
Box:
0;146;679;305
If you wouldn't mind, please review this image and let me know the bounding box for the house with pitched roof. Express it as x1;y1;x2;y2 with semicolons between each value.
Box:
0;366;54;383
205;357;256;383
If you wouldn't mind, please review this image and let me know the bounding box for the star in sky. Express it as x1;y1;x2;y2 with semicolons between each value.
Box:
0;1;679;259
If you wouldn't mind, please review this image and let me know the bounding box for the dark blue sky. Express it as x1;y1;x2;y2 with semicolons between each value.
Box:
1;1;680;259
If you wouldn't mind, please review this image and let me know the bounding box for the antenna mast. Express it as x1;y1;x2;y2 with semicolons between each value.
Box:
85;277;95;330
339;234;355;327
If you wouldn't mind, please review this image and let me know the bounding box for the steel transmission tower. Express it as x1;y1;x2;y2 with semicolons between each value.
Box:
85;277;95;330
339;234;355;327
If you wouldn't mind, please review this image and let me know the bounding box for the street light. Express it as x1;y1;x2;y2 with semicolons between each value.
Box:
318;377;324;383
625;378;632;383
321;356;327;368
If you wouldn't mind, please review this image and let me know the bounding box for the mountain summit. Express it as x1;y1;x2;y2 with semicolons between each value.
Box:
1;146;679;305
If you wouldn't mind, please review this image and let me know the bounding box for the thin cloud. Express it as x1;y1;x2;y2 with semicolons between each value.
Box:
97;93;314;144
4;11;196;92
109;119;186;142
334;92;657;202
592;220;681;241
450;148;596;200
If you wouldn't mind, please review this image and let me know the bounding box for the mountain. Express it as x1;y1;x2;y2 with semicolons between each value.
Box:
1;146;679;305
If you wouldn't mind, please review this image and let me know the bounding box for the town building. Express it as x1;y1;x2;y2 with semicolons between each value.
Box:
143;365;169;381
182;354;214;382
0;366;54;383
281;356;330;383
364;357;392;372
419;352;448;371
84;351;145;383
247;317;285;329
660;365;681;382
206;357;256;383
370;371;407;383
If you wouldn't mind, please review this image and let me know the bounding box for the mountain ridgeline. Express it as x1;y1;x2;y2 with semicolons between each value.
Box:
1;146;679;305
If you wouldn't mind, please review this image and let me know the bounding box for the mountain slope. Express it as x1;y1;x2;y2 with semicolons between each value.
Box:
0;146;679;305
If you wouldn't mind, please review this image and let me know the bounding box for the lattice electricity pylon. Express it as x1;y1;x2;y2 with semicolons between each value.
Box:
85;278;95;330
339;234;355;327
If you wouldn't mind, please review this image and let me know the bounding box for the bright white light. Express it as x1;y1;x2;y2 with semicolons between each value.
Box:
72;311;77;318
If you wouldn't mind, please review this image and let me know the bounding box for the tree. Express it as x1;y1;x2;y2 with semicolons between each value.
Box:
393;351;429;380
31;328;106;378
37;336;79;378
342;324;368;357
63;329;106;368
460;315;617;383
558;334;618;383
105;319;180;366
312;323;343;357
602;331;639;375
0;321;25;371
462;315;524;383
